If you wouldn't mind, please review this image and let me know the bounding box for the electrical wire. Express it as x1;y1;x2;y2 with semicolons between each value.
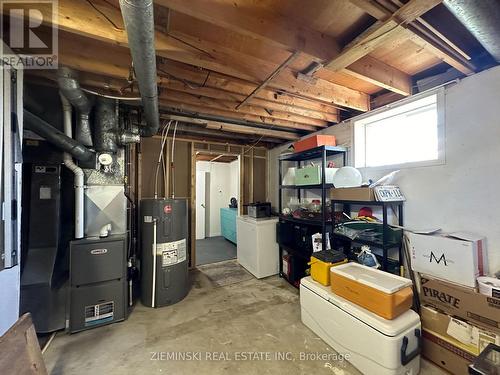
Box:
170;121;178;198
242;122;278;154
154;121;172;198
81;87;141;101
85;0;124;31
157;67;209;90
167;34;215;59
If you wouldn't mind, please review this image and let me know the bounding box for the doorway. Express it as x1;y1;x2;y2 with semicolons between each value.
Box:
195;152;240;266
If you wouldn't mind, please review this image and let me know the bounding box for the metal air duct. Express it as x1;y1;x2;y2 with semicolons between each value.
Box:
57;67;94;146
119;0;160;137
94;97;119;153
94;97;141;152
24;109;95;162
444;0;500;63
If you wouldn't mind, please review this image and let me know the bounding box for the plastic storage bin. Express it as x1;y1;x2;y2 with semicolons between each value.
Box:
294;135;336;152
295;166;338;185
330;263;413;320
308;250;347;286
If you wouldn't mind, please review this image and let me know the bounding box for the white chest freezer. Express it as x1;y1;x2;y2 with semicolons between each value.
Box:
300;277;421;375
236;216;279;278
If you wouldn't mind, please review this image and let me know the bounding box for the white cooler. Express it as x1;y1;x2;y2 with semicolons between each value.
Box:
300;277;421;375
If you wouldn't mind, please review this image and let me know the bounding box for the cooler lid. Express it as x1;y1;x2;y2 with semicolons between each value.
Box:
301;277;420;337
330;262;412;294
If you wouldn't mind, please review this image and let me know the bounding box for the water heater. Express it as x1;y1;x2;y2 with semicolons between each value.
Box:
140;198;190;307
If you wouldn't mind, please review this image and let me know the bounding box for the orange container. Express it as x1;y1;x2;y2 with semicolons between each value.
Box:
330;263;413;320
294;135;336;153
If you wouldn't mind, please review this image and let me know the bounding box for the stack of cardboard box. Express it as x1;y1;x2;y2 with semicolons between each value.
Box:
408;232;499;374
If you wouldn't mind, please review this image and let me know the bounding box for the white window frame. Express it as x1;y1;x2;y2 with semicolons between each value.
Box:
353;88;446;171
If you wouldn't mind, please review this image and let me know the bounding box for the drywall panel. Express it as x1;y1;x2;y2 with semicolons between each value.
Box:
229;159;240;202
197;161;238;237
0;266;20;335
269;66;500;271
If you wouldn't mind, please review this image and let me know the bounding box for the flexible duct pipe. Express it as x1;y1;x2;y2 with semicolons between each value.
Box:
119;0;160;137
444;0;500;63
24;109;95;162
60;94;85;239
94;97;119;153
58;67;94;146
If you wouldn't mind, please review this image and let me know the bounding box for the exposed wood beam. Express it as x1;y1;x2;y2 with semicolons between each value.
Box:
371;91;405;109
165;115;300;141
45;32;329;131
11;0;368;111
155;60;341;117
44;43;321;133
348;0;474;75
168;10;411;96
160;97;318;132
162;81;339;122
161;89;328;128
236;51;301;110
325;0;443;72
157;0;411;95
153;127;279;146
156;0;340;62
32;67;339;123
347;56;411;96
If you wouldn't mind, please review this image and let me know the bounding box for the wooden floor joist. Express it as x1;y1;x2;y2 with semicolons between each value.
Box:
159;99;319;132
235;51;301;110
324;0;443;72
157;0;412;96
164;115;300;141
12;0;369;111
348;0;475;75
160;89;329;128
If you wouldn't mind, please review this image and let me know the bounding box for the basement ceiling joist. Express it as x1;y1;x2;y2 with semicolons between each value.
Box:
348;0;475;75
196;154;239;163
16;0;368;111
156;0;413;96
324;0;443;72
8;0;489;146
35;31;325;132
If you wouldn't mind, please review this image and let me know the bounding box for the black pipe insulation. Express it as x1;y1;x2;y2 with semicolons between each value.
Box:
24;109;95;162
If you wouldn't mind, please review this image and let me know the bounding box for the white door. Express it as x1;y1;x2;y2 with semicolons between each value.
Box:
195;171;206;240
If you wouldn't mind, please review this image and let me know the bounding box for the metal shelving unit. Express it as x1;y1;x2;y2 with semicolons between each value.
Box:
330;199;404;273
277;146;347;286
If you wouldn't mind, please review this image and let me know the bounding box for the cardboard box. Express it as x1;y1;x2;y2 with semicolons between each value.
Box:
408;231;487;287
294;135;336;153
420;276;500;333
421;305;500;356
330;187;374;201
422;329;476;375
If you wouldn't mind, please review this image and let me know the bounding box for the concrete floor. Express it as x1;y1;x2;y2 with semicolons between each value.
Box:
196;236;237;266
44;262;447;375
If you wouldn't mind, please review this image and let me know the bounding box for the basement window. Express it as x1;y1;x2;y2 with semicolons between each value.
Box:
354;91;444;169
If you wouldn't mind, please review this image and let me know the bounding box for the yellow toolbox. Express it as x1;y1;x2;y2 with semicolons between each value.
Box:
330;262;413;320
308;250;347;286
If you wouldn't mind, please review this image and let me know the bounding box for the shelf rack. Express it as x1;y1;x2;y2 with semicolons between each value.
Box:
330;199;404;273
278;145;347;286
